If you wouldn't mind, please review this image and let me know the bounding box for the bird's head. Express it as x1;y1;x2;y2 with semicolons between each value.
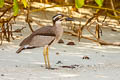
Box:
52;14;74;25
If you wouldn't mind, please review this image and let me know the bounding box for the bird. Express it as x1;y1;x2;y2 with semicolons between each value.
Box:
16;14;73;69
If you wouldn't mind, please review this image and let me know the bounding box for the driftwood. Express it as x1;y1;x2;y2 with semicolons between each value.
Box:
64;31;120;46
0;3;17;44
0;27;25;33
66;12;120;46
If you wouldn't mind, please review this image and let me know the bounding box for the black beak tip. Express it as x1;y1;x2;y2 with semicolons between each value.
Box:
65;17;74;21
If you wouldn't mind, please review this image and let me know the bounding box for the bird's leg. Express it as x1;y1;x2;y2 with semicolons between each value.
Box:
46;45;51;69
43;46;48;68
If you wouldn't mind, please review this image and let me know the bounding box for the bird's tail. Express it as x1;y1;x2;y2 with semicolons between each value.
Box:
16;46;25;53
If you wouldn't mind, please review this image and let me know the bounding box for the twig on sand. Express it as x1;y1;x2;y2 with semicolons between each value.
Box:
64;31;120;46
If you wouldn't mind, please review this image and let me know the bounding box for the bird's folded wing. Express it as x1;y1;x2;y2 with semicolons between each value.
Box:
29;35;55;47
19;26;56;46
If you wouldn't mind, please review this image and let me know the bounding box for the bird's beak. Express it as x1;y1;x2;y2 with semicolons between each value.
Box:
65;17;74;21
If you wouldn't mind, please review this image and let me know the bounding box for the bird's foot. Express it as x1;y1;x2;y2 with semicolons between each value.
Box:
46;66;51;69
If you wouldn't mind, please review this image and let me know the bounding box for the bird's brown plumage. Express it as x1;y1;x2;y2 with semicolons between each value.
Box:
19;26;56;46
16;26;57;53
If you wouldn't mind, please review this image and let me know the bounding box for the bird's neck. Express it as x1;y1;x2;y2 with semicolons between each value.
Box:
54;21;63;42
54;21;62;30
54;21;61;26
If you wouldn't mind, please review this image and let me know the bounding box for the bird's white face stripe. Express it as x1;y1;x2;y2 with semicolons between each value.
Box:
56;17;65;21
53;15;62;20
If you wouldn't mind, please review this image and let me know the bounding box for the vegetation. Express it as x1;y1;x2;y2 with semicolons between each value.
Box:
0;0;120;46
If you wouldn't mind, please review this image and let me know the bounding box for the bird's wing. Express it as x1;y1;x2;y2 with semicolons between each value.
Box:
29;35;55;47
19;26;56;46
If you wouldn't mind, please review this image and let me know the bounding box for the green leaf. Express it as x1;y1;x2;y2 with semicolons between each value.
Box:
75;0;85;8
95;0;104;7
13;0;19;16
0;0;4;8
22;0;28;8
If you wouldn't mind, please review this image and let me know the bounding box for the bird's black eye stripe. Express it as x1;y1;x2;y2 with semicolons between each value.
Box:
55;17;60;21
52;14;64;24
52;14;64;20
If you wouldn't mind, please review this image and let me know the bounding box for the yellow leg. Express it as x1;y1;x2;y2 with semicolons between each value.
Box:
43;46;47;68
46;46;51;69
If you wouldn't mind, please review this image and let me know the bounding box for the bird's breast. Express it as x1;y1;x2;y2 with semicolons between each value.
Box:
55;26;63;42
